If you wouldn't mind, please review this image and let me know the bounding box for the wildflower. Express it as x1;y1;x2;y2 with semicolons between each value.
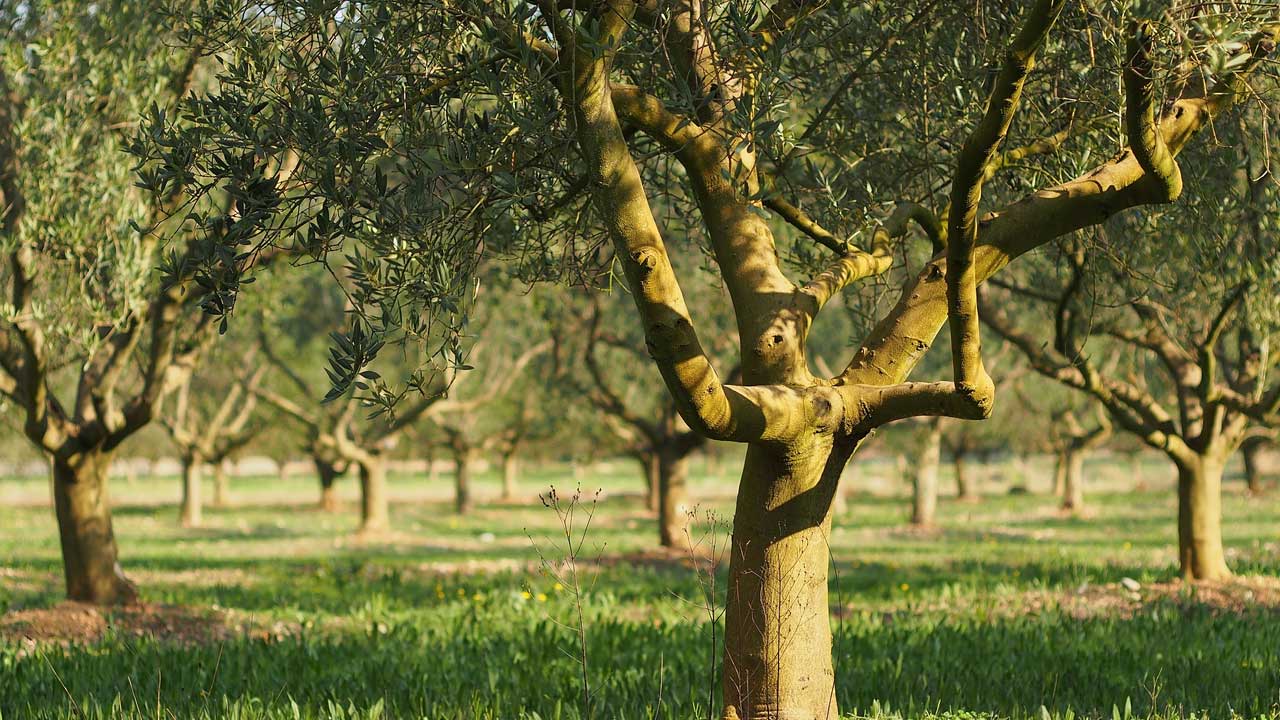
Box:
537;593;548;602
521;591;532;600
553;582;563;592
472;593;483;602
899;583;910;592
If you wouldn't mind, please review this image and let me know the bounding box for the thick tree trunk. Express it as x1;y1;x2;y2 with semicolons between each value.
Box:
911;419;941;527
1060;449;1085;513
454;447;474;515
180;456;203;528
1176;456;1231;581
211;462;229;508
500;451;519;501
657;451;689;549
358;459;389;534
723;442;848;720
954;451;978;502
52;452;137;605
315;458;340;512
1241;437;1266;495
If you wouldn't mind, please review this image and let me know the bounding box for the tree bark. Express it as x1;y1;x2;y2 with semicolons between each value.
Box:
454;447;474;515
211;462;229;508
723;442;848;720
358;459;389;534
911;419;942;527
1176;456;1231;581
1052;449;1067;497
180;455;203;528
657;451;689;548
1060;449;1085;513
644;452;660;512
954;450;978;502
315;457;340;512
1241;437;1266;495
500;451;519;501
52;451;137;605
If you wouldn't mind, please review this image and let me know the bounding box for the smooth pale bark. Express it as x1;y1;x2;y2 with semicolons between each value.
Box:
1241;437;1266;495
954;451;978;502
52;452;137;604
454;447;474;515
912;419;942;526
1060;450;1085;513
357;460;389;534
315;458;340;512
212;462;230;508
657;451;690;549
1176;456;1231;581
180;456;203;528
500;451;519;501
723;439;852;720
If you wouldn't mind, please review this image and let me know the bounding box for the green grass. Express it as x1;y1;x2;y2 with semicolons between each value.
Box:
1;455;1279;719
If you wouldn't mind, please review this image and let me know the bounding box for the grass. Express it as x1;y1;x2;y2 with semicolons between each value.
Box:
1;453;1278;719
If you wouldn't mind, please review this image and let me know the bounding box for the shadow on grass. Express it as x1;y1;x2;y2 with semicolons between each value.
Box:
3;605;1278;719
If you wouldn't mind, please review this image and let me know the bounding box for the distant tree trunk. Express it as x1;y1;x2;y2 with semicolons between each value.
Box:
52;451;137;604
1060;450;1085;513
358;459;389;534
912;418;942;527
1052;449;1068;497
644;451;660;512
1176;455;1231;581
180;455;203;528
657;451;689;548
1241;437;1266;495
211;461;230;508
954;449;977;502
277;459;290;484
454;446;474;515
315;458;340;512
500;450;519;501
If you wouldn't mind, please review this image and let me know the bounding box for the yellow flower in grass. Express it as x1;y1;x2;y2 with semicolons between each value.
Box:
899;583;910;592
553;582;563;592
521;591;533;600
472;593;483;602
537;593;548;602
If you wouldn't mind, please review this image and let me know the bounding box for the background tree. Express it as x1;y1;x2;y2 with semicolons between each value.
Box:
160;345;266;525
983;121;1280;578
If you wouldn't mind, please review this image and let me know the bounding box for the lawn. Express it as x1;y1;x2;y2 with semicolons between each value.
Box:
1;454;1278;719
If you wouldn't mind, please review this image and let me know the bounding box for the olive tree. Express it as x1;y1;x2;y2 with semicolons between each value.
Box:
141;1;1279;716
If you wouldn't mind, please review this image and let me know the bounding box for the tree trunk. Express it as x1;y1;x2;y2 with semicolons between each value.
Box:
52;451;137;605
644;452;660;512
180;456;203;528
1241;437;1266;495
1060;449;1085;513
500;451;519;501
954;450;977;502
1176;456;1231;581
358;459;389;534
911;419;941;527
211;462;230;508
315;458;340;512
454;447;474;515
723;442;848;720
657;451;689;549
277;459;290;483
1052;449;1067;497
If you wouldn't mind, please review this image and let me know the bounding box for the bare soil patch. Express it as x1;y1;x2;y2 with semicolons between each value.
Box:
1;601;232;646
